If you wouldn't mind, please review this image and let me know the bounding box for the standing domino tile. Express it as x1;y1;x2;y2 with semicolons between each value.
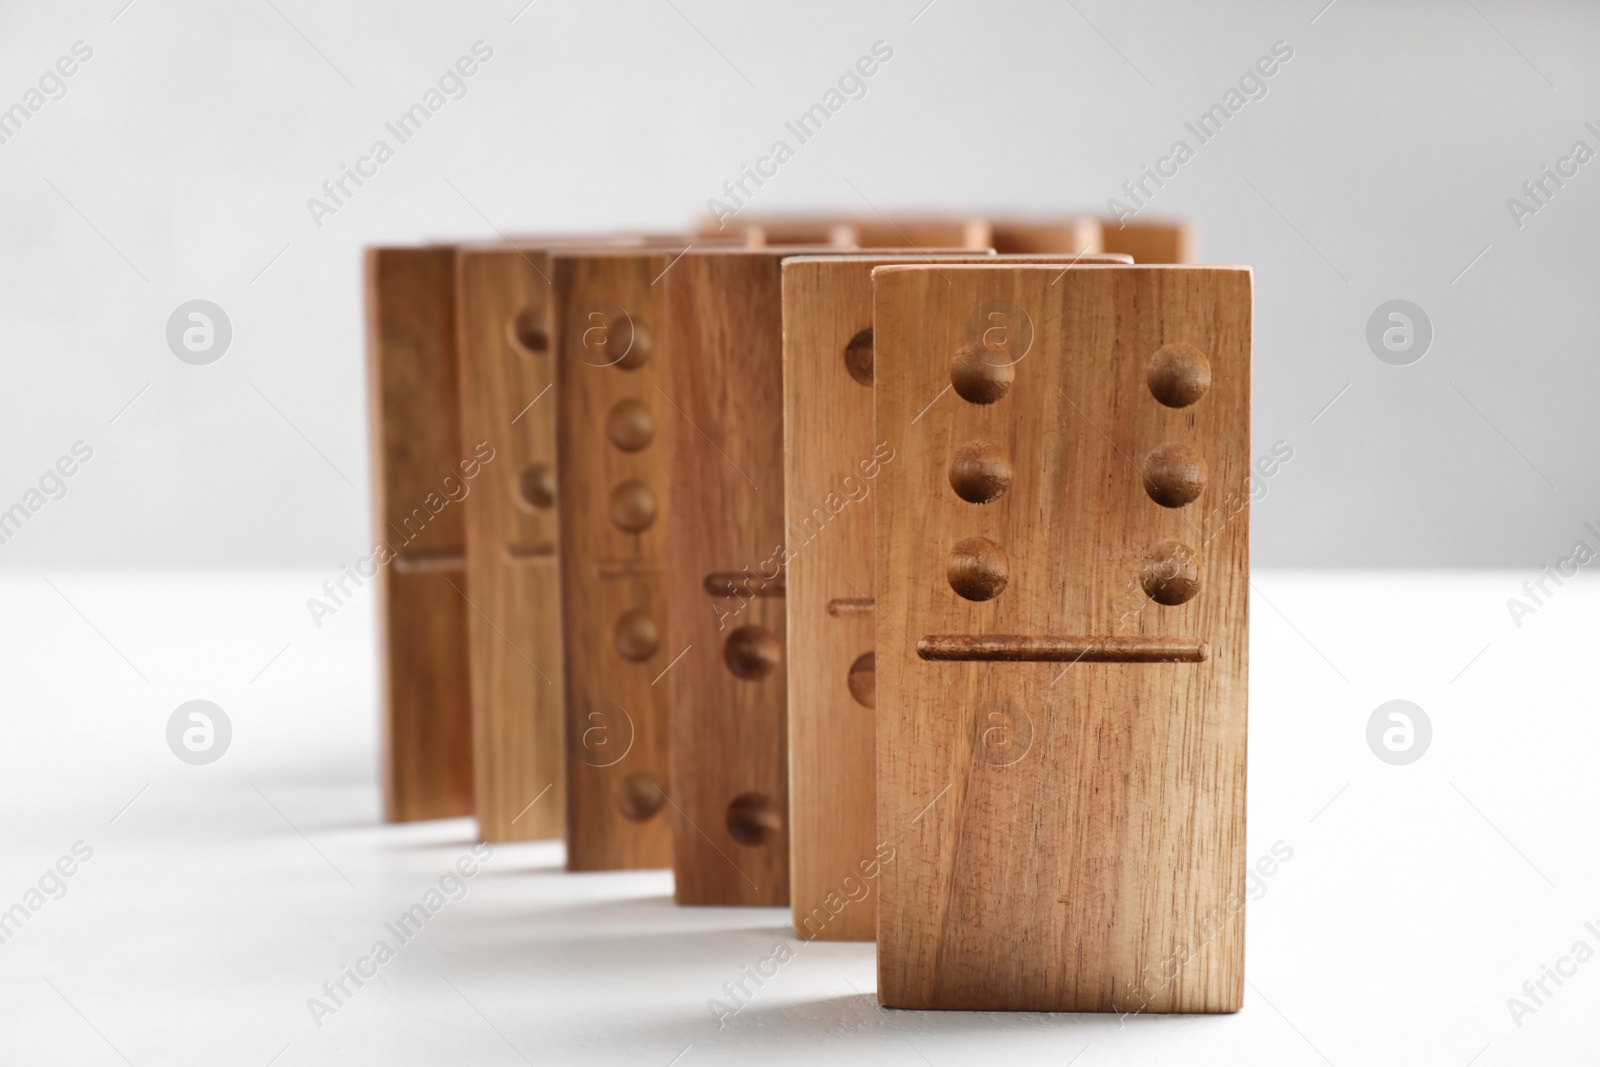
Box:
550;249;677;870
781;252;1132;941
454;246;565;842
658;247;942;904
872;263;1250;1012
659;248;801;906
365;246;474;823
1097;218;1196;263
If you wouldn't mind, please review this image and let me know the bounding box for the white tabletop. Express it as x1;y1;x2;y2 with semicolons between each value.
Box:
0;569;1592;1065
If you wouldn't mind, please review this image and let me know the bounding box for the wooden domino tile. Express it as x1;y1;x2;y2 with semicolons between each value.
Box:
1097;218;1196;263
695;216;850;247
872;263;1250;1011
781;252;1132;941
659;247;802;906
987;219;1104;255
550;249;677;871
660;247;984;905
698;216;999;251
454;246;565;843
705;216;1129;257
654;248;899;902
848;218;991;249
365;246;475;823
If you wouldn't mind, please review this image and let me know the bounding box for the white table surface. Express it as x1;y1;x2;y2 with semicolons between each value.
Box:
1;569;1594;1065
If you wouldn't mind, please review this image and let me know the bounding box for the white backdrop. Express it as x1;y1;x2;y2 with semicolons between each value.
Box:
0;0;1595;567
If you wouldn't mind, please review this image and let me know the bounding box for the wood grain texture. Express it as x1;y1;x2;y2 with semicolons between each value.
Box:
872;264;1251;1012
366;246;474;823
709;217;1128;256
661;250;793;905
696;217;849;247
849;219;990;249
455;248;564;843
1097;219;1196;263
699;216;1000;250
988;219;1104;255
781;253;1131;942
661;249;854;906
551;250;676;871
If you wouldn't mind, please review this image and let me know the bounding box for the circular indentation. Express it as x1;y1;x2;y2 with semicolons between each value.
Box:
1146;343;1211;408
847;651;875;709
166;699;232;765
726;792;781;846
1366;700;1432;765
518;464;555;510
1141;443;1208;508
844;328;874;386
724;625;781;680
970;699;1036;768
947;537;1010;601
606;398;655;451
950;344;1015;404
613;322;652;370
613;610;660;662
1141;540;1201;605
1366;299;1433;366
508;306;549;355
948;441;1014;504
609;480;656;532
618;771;667;821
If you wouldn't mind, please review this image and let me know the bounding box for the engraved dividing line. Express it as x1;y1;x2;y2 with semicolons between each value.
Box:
394;548;466;574
702;573;785;597
917;635;1208;663
503;544;556;564
841;572;953;691
827;597;875;616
